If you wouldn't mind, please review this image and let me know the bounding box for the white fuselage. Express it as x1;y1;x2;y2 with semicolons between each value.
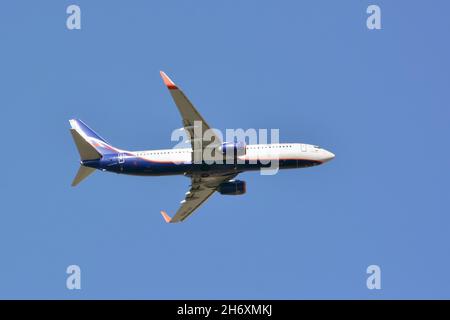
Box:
129;143;335;164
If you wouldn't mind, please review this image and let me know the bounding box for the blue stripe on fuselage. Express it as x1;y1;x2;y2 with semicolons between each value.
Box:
82;153;322;176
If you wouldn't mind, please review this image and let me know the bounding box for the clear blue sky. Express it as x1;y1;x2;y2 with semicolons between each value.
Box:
1;1;449;299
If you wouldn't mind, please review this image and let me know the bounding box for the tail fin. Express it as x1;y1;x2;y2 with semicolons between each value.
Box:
69;119;117;186
71;166;96;187
69;119;117;157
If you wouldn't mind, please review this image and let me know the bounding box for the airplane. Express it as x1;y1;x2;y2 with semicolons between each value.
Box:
69;71;335;223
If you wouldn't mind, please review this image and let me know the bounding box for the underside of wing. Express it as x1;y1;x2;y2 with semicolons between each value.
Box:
160;71;223;161
160;173;238;223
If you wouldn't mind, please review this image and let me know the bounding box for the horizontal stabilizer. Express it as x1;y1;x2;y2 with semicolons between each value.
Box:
70;129;102;161
72;166;95;187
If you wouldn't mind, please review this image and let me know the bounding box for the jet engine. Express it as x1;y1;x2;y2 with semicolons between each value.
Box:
218;180;246;195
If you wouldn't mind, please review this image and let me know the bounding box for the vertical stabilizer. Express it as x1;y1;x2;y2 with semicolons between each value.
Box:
69;119;117;156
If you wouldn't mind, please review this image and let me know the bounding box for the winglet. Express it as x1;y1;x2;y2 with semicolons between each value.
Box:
160;210;172;223
160;71;178;90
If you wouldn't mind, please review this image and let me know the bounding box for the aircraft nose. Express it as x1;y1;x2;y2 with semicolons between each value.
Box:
321;149;335;163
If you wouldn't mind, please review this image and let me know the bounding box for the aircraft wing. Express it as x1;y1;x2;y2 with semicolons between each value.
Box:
160;71;222;161
160;173;238;223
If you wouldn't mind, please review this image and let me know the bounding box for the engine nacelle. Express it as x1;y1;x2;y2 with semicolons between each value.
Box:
218;180;246;195
219;141;246;159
